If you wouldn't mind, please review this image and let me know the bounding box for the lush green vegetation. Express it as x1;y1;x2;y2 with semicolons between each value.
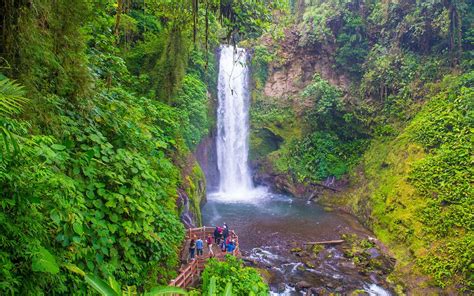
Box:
250;0;473;183
288;75;368;181
339;72;473;291
0;0;472;294
0;0;276;294
248;0;473;292
201;255;269;295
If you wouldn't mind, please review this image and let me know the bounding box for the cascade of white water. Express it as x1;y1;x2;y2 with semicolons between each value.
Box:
216;46;253;195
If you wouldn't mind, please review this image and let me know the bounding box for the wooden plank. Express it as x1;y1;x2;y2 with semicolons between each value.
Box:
303;240;344;245
169;226;242;288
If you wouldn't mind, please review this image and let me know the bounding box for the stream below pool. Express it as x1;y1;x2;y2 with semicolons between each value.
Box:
202;189;394;295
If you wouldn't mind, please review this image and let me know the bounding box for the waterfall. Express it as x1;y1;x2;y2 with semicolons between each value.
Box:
216;46;253;195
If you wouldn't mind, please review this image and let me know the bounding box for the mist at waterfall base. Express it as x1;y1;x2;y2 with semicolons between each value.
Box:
202;46;391;295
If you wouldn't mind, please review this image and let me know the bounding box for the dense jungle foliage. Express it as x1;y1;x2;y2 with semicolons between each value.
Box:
0;0;279;294
249;0;473;292
1;0;473;294
201;255;269;295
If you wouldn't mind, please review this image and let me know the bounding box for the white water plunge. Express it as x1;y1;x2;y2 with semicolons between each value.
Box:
216;46;255;198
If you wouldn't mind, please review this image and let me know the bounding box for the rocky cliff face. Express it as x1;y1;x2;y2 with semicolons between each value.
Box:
176;154;207;228
194;131;219;192
262;28;350;99
249;27;348;198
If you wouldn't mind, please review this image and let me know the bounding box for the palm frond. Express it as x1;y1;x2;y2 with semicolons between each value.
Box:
0;77;28;158
0;78;27;116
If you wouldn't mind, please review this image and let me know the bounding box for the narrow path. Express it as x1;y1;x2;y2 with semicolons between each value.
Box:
169;227;241;288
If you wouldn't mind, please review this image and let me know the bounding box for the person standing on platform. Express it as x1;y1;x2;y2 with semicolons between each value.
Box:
196;237;204;257
223;223;229;242
214;226;220;244
189;237;196;260
206;234;214;257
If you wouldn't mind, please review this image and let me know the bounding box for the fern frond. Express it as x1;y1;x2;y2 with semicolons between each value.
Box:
0;78;27;116
0;78;27;158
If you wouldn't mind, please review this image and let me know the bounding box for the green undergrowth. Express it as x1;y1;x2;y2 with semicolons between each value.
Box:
182;163;206;226
250;74;368;182
0;87;188;293
339;72;473;291
250;94;302;174
0;1;218;293
201;255;269;296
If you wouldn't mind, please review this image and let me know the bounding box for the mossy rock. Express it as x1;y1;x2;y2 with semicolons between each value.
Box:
290;247;302;253
350;289;368;295
255;268;273;283
312;244;324;256
297;264;306;271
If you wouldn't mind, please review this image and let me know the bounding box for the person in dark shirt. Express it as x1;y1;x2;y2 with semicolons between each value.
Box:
223;223;229;242
189;238;196;260
213;226;221;244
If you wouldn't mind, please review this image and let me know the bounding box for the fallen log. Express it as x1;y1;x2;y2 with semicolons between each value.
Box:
308;182;340;192
303;240;344;245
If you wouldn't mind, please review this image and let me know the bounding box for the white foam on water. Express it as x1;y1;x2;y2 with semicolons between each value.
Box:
364;283;392;296
207;186;268;203
270;284;296;296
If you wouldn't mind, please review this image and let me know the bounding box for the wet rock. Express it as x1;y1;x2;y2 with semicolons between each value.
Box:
277;283;286;293
367;247;380;259
350;289;369;295
295;281;312;291
194;133;219;191
304;261;315;269
241;257;258;266
297;264;306;271
310;287;327;295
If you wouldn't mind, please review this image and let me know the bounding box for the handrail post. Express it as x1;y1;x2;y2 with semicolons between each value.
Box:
170;226;242;288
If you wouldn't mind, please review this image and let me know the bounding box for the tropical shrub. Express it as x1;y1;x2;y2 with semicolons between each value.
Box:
201;255;268;296
251;45;274;89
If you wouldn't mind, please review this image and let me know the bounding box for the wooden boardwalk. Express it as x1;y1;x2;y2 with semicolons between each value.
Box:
169;226;241;288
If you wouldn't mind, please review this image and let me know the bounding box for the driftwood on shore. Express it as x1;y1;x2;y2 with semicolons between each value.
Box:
303;240;344;245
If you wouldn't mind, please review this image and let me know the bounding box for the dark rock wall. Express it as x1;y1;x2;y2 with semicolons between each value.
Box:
195;131;220;192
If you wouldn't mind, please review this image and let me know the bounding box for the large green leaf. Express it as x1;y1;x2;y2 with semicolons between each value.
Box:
207;276;216;296
108;276;121;294
223;282;233;296
144;286;188;295
31;247;60;274
73;222;84;235
84;274;119;296
63;263;86;277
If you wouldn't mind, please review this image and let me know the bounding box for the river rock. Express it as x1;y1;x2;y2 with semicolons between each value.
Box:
295;281;312;291
367;247;380;258
276;283;286;293
310;287;327;295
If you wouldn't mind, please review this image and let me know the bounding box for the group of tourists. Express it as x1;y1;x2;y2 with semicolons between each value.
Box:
188;223;237;260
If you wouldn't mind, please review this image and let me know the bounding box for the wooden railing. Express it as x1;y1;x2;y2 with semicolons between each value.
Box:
169;226;241;288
